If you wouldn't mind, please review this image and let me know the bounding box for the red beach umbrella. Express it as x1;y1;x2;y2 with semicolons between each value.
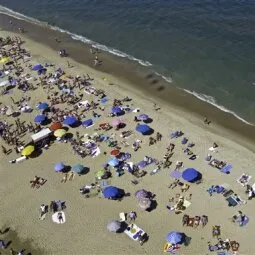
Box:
50;122;62;131
111;149;120;156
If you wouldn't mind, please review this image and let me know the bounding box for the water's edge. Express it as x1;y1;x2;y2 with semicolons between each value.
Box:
1;11;255;150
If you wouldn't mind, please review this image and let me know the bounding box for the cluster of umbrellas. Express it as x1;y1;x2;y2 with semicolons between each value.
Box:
54;163;86;174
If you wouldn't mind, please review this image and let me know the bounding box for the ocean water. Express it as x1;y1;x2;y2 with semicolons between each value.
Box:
1;0;255;123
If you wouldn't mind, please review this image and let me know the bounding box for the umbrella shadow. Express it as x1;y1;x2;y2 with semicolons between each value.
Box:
143;118;153;124
65;133;73;139
79;167;90;175
116;222;128;233
145;129;154;136
29;149;43;158
12;112;21;118
147;200;158;212
62;165;71;173
183;235;192;246
41;118;52;125
62;126;69;131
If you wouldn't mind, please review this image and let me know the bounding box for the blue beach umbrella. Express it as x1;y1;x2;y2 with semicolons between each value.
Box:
37;102;49;110
166;231;184;244
72;164;85;174
63;116;77;126
32;64;44;71
54;162;65;172
34;114;46;123
82;119;93;128
103;186;123;199
111;107;123;116
108;157;120;167
136;124;152;135
182;168;201;182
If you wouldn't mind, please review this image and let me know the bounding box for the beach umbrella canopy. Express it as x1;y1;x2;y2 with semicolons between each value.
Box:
136;124;152;135
50;122;62;131
108;157;120;167
32;64;44;71
182;168;201;182
112;119;123;126
54;129;67;138
0;57;10;64
103;186;123;199
34;114;46;123
63;116;77;126
111;107;123;116
137;114;149;121
82;119;93;127
107;220;121;233
72;164;85;174
138;198;152;211
135;189;150;200
5;106;14;116
54;162;65;172
95;169;106;179
110;149;120;156
21;145;35;156
166;231;184;244
37;102;49;110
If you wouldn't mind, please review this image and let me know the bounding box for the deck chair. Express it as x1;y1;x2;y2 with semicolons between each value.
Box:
119;212;126;222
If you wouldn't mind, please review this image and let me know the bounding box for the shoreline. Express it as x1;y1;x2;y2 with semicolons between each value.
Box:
1;13;255;152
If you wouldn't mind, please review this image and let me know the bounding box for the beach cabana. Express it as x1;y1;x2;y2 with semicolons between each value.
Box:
72;164;85;174
32;64;44;71
103;186;124;199
63;116;77;126
107;220;121;233
34;114;46;123
136;124;152;135
54;162;65;172
21;145;35;156
82;119;93;128
137;114;149;121
111;107;123;116
37;102;49;110
182;168;201;183
54;129;67;138
166;231;184;244
108;157;120;167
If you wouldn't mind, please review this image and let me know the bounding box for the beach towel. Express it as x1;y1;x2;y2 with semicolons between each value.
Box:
52;211;66;224
221;164;232;174
237;173;252;186
163;243;180;253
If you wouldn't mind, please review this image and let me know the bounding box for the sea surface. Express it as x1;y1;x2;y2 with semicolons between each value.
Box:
1;0;255;124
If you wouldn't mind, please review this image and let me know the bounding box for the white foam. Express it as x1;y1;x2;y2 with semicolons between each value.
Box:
0;5;152;67
184;89;253;126
155;72;173;83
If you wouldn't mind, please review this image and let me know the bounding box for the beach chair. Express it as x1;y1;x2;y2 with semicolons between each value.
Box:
119;212;126;222
237;173;252;187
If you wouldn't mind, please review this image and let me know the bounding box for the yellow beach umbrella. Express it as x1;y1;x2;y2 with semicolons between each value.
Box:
0;57;10;64
54;129;67;137
21;145;35;156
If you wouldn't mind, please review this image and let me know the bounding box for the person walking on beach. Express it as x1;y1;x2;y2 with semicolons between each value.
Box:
128;211;137;222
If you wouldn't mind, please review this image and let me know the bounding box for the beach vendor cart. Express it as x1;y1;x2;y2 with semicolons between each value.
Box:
31;128;52;148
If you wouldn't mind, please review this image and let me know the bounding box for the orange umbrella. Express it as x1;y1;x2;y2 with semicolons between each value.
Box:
50;122;62;131
110;149;120;156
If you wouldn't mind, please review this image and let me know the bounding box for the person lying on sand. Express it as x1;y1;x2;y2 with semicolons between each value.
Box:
61;173;68;183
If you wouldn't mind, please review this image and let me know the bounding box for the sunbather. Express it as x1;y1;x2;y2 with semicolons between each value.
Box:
61;173;68;183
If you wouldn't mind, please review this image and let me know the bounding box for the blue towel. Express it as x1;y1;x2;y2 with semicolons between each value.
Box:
221;164;232;174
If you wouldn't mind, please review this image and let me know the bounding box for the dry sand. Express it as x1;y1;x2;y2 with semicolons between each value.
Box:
1;30;255;255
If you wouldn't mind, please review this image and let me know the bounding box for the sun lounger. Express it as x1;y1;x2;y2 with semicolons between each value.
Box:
237;173;252;186
119;212;126;222
220;164;232;174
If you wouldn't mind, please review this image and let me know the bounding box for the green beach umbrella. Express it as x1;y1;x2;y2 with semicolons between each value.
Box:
72;164;85;174
95;169;105;180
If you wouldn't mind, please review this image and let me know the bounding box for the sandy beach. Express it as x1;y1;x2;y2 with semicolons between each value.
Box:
1;17;255;255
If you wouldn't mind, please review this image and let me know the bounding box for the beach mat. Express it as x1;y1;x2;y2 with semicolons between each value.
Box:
221;164;232;174
52;211;66;224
